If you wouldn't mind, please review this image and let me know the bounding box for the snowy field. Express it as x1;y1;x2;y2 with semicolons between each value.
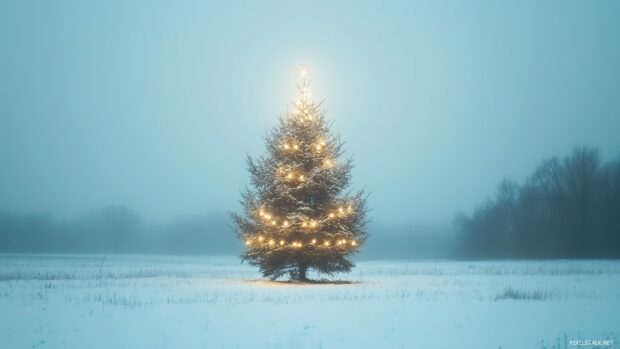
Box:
0;255;618;349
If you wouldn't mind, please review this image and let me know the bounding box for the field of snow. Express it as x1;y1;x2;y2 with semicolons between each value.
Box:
0;255;618;349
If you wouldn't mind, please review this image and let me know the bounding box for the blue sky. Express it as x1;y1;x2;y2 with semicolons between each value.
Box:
1;0;619;225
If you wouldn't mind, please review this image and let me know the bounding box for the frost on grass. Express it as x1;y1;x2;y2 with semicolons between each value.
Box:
495;287;553;301
0;255;619;349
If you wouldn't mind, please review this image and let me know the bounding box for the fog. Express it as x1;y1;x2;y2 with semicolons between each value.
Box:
1;1;619;258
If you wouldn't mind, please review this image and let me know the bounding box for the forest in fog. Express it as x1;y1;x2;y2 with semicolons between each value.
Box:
456;146;620;259
1;145;618;259
0;208;235;255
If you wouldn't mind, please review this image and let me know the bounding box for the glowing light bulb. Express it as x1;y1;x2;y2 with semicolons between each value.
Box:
258;236;264;242
339;207;344;214
342;239;347;244
284;143;290;150
319;139;326;146
259;210;265;216
324;241;330;246
298;242;303;247
271;220;276;225
280;240;285;246
299;175;304;181
311;239;316;244
324;160;332;167
299;68;307;77
287;173;293;179
347;205;352;212
265;214;271;220
246;240;251;245
351;240;357;246
329;213;335;218
310;221;317;228
269;240;275;246
302;222;307;227
283;221;289;227
293;144;299;150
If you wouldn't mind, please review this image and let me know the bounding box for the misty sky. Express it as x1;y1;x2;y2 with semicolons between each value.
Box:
1;1;619;225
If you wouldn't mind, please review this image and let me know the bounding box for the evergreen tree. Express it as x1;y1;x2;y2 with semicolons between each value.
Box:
231;67;369;281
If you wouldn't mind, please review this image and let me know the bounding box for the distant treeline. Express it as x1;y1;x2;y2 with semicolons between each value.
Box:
0;206;456;259
0;207;237;255
456;146;620;259
3;146;618;260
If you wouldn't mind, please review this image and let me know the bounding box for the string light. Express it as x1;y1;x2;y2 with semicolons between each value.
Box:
244;235;358;250
257;203;356;235
241;67;367;257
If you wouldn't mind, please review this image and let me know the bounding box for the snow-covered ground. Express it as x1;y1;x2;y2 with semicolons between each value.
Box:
0;255;618;349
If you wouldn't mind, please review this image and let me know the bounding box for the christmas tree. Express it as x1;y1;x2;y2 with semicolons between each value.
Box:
231;67;369;282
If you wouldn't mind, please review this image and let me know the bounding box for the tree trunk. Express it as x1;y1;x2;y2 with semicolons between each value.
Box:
298;264;308;282
291;263;308;282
